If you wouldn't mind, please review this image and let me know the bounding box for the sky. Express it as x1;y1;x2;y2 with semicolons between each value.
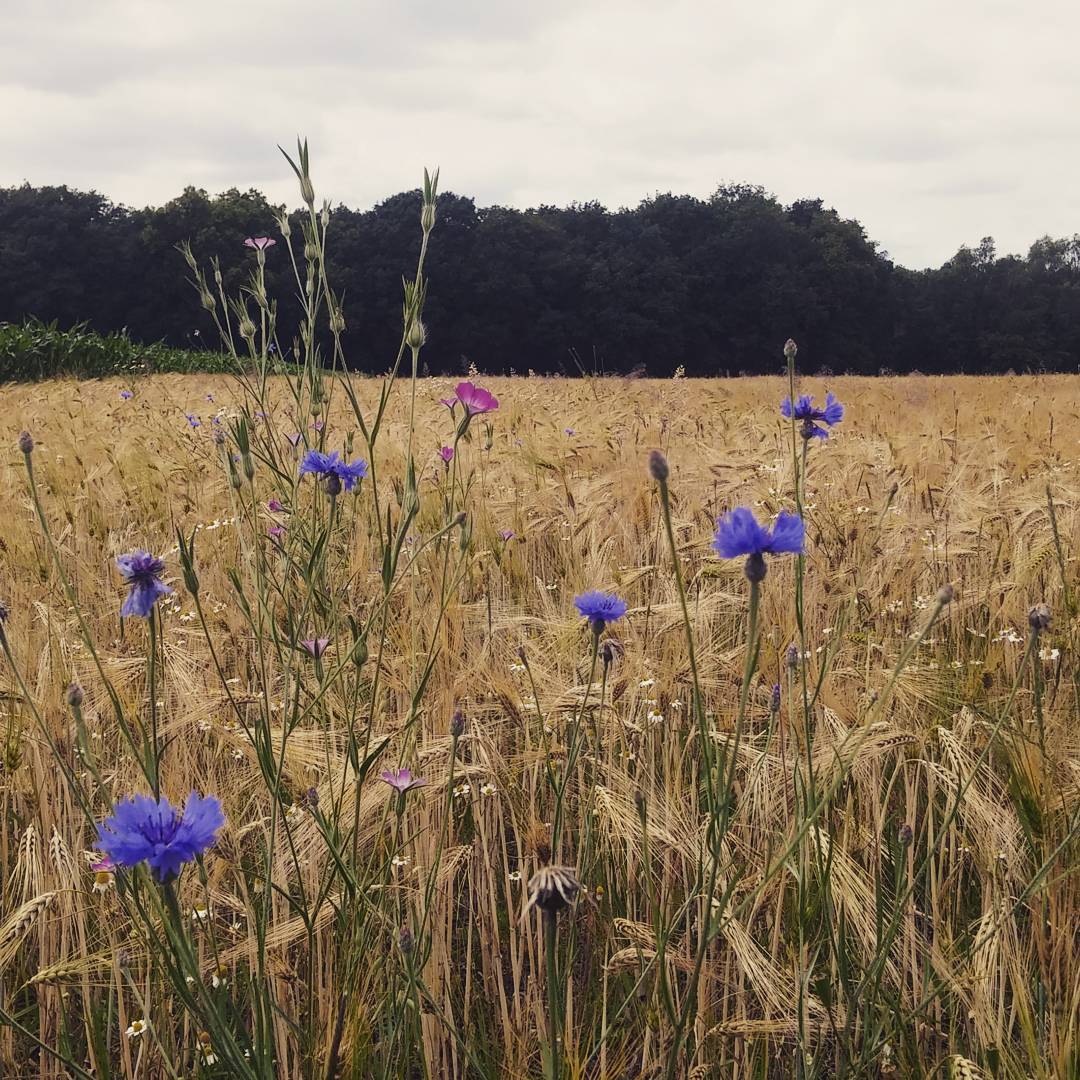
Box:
2;0;1078;269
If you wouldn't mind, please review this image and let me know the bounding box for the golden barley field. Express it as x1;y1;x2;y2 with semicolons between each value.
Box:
0;372;1077;1079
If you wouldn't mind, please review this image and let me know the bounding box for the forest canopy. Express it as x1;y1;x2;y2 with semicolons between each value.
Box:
2;181;1078;375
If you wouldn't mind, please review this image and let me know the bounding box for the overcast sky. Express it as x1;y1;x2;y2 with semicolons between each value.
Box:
3;0;1077;269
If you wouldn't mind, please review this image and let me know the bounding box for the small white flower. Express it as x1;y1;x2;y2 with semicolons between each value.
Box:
508;870;522;882
509;662;526;673
453;783;471;799
191;903;210;922
638;678;655;689
480;782;497;796
126;1019;148;1039
211;965;228;989
647;709;664;725
91;869;115;895
391;854;410;869
1040;647;1060;661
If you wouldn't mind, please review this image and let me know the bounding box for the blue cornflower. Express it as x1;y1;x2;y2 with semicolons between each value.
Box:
574;591;628;633
119;389;133;400
96;792;224;881
780;392;843;439
299;450;369;493
712;507;804;582
116;551;173;618
185;414;201;428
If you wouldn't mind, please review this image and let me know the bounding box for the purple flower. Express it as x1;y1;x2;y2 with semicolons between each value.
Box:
498;529;515;542
335;458;369;490
712;507;804;582
206;393;214;403
116;551;173;618
439;446;454;463
267;498;285;513
564;428;575;436
119;389;133;400
268;526;286;541
780;393;844;440
96;792;224;881
311;420;324;432
301;638;330;658
185;414;201;428
286;433;303;448
298;450;368;493
439;397;458;413
379;768;427;795
574;591;628;632
454;381;499;416
244;237;276;251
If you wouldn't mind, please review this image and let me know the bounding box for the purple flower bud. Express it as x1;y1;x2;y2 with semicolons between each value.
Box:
648;449;669;482
17;431;33;455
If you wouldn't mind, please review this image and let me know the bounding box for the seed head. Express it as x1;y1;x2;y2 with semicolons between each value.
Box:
600;638;623;668
526;865;581;915
17;431;34;455
1028;604;1051;632
783;339;798;360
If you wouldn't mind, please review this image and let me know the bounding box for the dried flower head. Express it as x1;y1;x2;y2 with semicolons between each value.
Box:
1028;604;1051;632
525;865;582;915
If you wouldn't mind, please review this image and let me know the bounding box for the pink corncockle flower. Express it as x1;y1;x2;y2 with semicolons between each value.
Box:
439;446;454;463
267;498;285;513
379;768;427;795
268;526;286;541
301;638;330;659
244;237;276;251
311;420;324;432
439;397;458;412
454;381;499;415
286;433;303;447
499;529;515;542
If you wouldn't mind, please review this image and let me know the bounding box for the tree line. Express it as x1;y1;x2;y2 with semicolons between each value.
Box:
1;181;1078;375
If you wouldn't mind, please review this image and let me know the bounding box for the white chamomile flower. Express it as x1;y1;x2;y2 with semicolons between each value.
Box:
453;783;472;798
480;782;497;796
191;902;210;922
126;1019;148;1039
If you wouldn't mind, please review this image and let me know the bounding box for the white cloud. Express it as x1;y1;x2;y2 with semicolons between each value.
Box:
1;0;1077;267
